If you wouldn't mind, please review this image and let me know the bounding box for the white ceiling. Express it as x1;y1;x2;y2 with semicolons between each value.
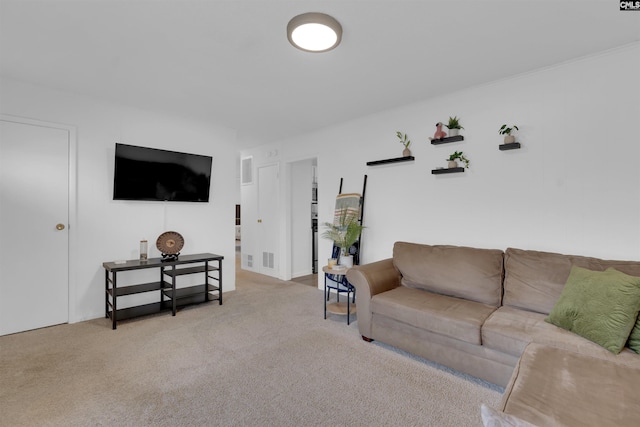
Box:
1;1;639;147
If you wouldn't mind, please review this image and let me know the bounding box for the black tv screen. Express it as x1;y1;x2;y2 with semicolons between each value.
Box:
113;143;212;202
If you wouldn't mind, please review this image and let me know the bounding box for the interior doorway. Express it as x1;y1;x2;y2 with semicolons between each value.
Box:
289;157;318;287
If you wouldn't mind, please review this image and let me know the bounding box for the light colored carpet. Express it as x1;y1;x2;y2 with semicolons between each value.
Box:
291;273;318;287
0;265;501;426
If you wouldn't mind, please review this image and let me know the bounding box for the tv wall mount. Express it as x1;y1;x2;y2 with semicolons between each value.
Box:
156;231;184;262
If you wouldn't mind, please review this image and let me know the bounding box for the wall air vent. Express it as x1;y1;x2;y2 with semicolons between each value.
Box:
241;156;253;185
263;252;274;269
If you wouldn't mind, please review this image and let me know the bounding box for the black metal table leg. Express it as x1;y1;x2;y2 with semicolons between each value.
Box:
171;265;177;316
112;272;117;330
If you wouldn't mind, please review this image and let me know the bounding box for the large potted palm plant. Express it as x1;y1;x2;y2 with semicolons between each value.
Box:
321;214;365;268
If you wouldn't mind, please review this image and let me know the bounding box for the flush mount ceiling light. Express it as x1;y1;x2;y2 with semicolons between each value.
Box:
287;12;342;53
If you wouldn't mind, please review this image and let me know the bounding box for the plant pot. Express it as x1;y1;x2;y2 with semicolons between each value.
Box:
448;128;459;137
503;135;515;144
339;254;353;268
402;147;411;157
448;160;458;168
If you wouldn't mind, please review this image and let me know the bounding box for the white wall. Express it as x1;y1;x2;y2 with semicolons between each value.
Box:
241;43;640;284
1;77;238;322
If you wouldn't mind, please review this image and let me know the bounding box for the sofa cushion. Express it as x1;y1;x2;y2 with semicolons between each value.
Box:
501;343;640;427
482;306;545;357
483;305;640;363
544;266;640;354
503;247;640;315
371;286;496;345
393;242;503;306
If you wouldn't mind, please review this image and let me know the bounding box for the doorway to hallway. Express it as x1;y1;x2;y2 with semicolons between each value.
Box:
289;157;317;285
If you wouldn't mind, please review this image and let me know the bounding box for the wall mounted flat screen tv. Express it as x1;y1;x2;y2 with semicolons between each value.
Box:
113;143;212;202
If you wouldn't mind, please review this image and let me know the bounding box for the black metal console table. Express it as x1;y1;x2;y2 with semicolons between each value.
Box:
103;252;223;329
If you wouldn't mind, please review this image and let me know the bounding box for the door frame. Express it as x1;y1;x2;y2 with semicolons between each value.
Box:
282;154;319;283
284;156;318;281
1;114;78;324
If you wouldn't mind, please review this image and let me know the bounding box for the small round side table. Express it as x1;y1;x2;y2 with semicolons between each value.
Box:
322;265;356;324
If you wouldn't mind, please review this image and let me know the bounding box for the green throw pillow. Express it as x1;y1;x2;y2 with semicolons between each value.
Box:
627;316;640;354
545;266;640;354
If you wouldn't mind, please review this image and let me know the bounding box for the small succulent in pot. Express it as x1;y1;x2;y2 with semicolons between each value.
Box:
446;116;464;136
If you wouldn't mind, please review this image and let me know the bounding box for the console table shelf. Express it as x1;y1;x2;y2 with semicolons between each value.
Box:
113;302;171;321
108;281;166;297
103;252;223;329
163;284;219;299
162;264;220;277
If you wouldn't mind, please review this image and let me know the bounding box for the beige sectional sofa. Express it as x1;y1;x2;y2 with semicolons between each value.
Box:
347;241;640;426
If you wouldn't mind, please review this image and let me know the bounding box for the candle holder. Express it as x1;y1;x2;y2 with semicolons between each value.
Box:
139;240;148;261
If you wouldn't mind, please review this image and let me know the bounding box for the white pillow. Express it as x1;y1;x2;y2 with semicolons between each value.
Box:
481;404;538;427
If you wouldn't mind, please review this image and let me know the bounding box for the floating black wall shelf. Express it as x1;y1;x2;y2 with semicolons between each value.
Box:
367;156;415;166
431;167;465;175
430;135;464;145
499;142;521;151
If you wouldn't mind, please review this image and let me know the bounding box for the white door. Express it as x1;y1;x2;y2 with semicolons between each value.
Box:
0;119;70;336
257;164;279;276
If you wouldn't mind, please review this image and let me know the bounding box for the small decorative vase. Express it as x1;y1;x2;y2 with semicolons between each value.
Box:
448;128;459;137
402;147;411;157
448;160;458;168
504;135;516;144
339;254;353;268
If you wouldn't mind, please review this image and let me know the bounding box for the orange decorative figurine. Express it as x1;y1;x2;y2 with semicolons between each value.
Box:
430;122;447;140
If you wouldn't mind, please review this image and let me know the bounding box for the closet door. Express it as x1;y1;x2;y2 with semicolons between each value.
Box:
257;163;279;277
0;119;69;336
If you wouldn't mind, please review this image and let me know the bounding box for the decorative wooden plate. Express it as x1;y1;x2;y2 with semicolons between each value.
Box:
156;231;184;255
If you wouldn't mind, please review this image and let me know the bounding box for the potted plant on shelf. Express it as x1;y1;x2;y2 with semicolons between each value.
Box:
499;124;519;144
321;213;365;268
446;116;464;136
447;151;470;169
396;131;412;157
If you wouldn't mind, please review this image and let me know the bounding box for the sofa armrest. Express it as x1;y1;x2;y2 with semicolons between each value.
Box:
347;258;400;339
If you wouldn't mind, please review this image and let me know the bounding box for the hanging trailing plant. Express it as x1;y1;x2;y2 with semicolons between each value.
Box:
447;151;470;169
